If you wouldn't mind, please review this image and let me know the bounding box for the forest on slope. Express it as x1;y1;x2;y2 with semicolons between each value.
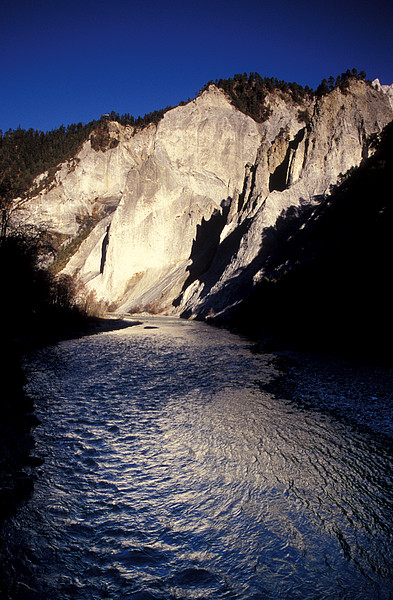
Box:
201;68;368;121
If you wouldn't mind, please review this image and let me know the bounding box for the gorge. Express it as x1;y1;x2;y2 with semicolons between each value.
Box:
13;75;393;356
2;72;393;600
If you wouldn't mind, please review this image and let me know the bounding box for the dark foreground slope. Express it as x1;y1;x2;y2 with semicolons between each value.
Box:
225;121;393;362
0;234;87;522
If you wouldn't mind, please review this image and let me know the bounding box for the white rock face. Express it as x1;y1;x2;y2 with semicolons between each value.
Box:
38;86;266;311
21;81;393;318
20;121;155;235
97;87;265;311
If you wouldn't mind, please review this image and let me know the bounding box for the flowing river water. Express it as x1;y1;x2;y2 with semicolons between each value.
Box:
1;316;393;599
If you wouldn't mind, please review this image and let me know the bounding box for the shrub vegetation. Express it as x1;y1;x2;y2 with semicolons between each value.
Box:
0;229;89;343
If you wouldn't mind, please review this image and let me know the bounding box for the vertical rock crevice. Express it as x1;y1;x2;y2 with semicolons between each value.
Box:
269;127;306;193
173;199;232;308
100;225;110;274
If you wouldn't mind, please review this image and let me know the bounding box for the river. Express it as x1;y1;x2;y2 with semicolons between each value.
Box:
1;316;393;599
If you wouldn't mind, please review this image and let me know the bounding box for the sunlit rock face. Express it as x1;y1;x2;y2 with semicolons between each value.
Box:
21;121;155;236
87;87;265;311
22;81;393;317
24;86;267;311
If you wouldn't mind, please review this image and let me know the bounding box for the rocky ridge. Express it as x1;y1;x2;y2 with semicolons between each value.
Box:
20;79;393;320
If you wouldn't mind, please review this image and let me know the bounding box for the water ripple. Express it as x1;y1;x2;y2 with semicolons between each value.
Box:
1;317;393;599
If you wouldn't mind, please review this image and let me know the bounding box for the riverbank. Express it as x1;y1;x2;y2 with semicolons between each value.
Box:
0;346;40;522
261;348;393;441
0;315;142;524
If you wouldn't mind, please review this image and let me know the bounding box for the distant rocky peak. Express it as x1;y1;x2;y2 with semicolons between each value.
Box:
372;78;393;109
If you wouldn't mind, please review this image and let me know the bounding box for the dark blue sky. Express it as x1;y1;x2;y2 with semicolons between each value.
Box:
1;0;392;132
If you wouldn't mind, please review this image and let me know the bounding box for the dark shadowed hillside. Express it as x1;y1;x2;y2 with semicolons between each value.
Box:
228;120;393;361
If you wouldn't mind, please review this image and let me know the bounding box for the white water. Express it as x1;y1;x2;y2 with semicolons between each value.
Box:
1;317;393;599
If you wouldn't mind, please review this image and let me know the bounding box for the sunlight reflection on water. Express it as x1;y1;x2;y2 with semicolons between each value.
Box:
1;317;393;599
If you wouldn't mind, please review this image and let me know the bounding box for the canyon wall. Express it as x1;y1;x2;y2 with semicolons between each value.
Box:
20;80;393;319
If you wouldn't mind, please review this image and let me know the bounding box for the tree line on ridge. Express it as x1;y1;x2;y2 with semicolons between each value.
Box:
1;69;370;212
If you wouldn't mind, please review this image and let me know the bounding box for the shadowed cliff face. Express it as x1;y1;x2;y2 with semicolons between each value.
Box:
176;80;393;320
19;80;393;320
226;119;393;360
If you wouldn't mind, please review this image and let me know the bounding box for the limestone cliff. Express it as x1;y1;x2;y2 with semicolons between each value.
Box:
20;79;393;319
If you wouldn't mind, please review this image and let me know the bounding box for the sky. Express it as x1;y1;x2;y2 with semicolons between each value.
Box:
1;0;393;132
